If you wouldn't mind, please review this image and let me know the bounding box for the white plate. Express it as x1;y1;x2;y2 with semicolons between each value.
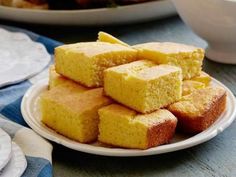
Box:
0;28;50;88
0;142;27;177
0;129;12;171
21;78;236;157
0;0;176;25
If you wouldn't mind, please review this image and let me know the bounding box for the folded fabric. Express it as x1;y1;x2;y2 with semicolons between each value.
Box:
0;24;63;177
0;117;52;177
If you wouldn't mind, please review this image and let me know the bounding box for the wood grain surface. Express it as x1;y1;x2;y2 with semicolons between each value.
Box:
3;16;236;177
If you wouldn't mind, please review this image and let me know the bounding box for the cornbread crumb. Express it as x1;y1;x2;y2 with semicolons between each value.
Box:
182;80;205;96
55;42;137;87
40;84;112;143
191;71;211;86
104;60;182;113
98;104;177;149
133;42;204;79
168;87;226;133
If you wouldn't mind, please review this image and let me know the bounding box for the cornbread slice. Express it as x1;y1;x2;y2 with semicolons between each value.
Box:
97;31;129;47
49;65;68;88
40;84;112;143
168;87;226;134
182;80;205;96
55;42;137;87
49;65;89;91
98;104;177;149
191;71;211;86
104;60;182;113
133;42;204;79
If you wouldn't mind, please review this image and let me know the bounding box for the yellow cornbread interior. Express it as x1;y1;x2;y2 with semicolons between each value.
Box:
133;42;204;79
182;71;211;95
98;104;176;149
40;84;112;143
104;60;182;113
182;80;205;96
191;71;211;86
168;87;225;118
49;65;65;89
97;31;129;47
55;42;137;87
49;65;88;90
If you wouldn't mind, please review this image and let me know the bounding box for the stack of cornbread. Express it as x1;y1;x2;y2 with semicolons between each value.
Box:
40;32;226;149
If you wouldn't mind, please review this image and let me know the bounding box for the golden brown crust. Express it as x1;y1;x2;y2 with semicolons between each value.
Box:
43;122;97;143
170;92;226;134
98;118;177;150
97;140;138;149
147;119;177;148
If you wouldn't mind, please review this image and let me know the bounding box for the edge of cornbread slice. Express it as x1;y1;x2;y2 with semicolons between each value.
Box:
55;42;137;87
133;42;204;79
168;87;226;134
40;84;112;143
97;31;129;47
98;104;177;149
104;60;182;113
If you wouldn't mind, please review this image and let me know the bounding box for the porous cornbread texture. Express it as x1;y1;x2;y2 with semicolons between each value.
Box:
133;42;204;79
182;80;205;96
98;104;177;149
40;84;112;143
168;87;226;134
97;31;129;47
191;71;211;86
55;42;137;87
104;60;182;113
182;71;211;95
49;65;88;90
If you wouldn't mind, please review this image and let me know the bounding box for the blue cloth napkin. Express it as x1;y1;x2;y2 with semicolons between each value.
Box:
0;25;63;177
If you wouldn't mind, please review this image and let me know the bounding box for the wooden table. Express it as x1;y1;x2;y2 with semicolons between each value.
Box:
2;16;236;177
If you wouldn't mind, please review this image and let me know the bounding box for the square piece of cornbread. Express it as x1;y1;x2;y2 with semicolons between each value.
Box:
98;104;177;149
168;87;226;134
55;42;137;87
40;84;112;143
133;42;204;79
49;65;88;90
104;60;182;113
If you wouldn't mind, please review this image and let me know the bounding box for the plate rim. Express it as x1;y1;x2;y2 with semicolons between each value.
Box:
0;128;12;171
0;28;51;88
0;142;27;177
0;0;169;13
0;0;176;25
21;78;236;157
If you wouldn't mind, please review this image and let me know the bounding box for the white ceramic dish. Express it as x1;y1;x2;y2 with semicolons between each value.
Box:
0;128;12;171
0;142;27;177
0;0;176;25
21;78;236;157
0;28;51;88
172;0;236;64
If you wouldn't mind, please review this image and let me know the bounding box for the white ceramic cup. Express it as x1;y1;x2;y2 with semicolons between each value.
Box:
172;0;236;64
